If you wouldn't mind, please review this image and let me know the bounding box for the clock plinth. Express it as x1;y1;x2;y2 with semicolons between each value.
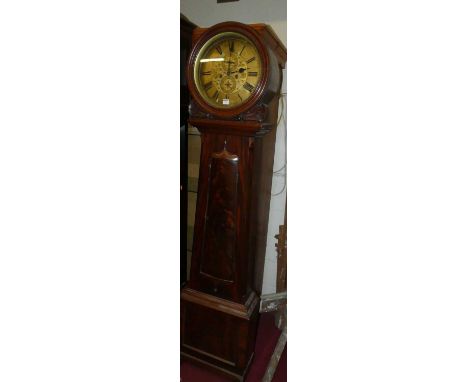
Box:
181;21;286;381
181;288;260;381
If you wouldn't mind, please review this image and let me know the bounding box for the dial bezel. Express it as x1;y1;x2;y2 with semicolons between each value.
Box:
187;22;269;118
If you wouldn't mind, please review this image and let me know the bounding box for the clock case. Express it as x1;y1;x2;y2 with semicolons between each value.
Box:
181;22;286;381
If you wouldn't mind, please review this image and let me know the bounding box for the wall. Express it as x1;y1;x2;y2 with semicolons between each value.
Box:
181;0;287;294
180;0;286;44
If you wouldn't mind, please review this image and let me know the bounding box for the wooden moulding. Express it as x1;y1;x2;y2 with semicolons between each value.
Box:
181;351;254;382
189;117;273;137
181;288;259;319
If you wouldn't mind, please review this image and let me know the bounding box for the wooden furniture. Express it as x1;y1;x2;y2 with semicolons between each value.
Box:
181;21;286;381
260;199;287;382
180;14;197;287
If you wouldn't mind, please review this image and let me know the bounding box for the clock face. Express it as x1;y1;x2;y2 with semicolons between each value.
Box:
193;32;263;109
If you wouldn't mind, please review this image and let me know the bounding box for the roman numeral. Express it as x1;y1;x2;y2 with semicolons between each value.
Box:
202;71;211;76
246;57;256;64
243;82;254;92
229;40;234;52
204;81;213;90
215;45;223;55
213;90;219;100
240;45;246;55
248;71;258;77
238;94;243;102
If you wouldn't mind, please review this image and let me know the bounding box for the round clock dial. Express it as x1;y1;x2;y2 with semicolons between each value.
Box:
193;32;263;109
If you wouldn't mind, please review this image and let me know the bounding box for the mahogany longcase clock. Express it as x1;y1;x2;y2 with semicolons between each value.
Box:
181;21;286;381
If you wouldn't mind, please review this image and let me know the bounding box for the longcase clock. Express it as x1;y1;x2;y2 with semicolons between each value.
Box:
180;21;286;381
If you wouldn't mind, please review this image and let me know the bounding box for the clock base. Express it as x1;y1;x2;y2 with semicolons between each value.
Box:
181;351;254;382
181;288;260;381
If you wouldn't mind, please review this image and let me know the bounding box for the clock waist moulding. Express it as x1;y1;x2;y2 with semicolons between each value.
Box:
181;21;286;381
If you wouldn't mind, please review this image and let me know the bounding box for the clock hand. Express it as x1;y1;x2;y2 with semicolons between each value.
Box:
227;47;232;75
230;68;246;74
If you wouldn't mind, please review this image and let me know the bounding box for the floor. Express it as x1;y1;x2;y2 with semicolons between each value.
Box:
181;312;287;382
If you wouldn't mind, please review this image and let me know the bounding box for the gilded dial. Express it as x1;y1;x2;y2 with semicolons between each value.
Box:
194;32;263;109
